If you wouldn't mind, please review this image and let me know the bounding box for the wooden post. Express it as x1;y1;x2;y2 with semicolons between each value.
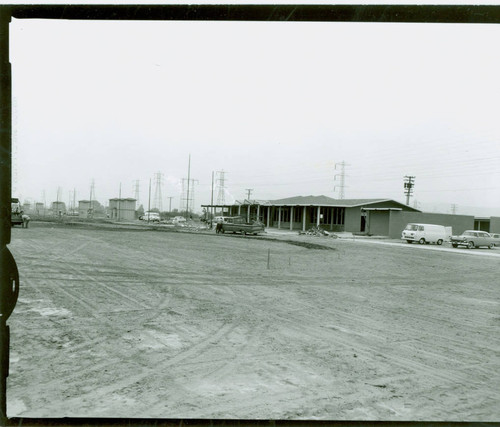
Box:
302;206;306;231
267;207;270;228
290;206;294;231
278;206;281;229
317;206;321;227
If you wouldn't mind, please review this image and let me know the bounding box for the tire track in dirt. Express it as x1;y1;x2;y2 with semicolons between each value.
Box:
59;320;240;408
280;312;480;387
284;283;500;359
233;296;479;387
63;263;151;310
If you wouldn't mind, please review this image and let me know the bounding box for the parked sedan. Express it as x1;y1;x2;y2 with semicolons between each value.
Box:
490;233;500;247
450;230;494;249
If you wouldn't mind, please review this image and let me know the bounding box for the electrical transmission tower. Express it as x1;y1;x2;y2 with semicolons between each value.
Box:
216;170;226;205
153;172;163;211
334;161;349;199
133;180;140;208
403;176;415;205
181;178;198;215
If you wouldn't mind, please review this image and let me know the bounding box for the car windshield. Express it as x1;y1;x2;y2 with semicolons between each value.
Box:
463;232;474;236
405;224;418;231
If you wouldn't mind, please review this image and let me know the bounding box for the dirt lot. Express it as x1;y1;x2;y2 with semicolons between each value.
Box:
5;222;500;420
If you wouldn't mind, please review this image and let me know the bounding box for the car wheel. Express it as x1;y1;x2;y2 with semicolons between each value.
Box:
467;241;475;249
437;239;443;245
419;238;425;245
488;243;494;249
452;243;458;248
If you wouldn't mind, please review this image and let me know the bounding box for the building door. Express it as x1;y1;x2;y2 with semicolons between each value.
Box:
360;212;367;232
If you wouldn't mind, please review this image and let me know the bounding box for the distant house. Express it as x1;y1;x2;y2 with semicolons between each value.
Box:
22;201;32;213
108;198;136;221
51;201;66;216
78;200;105;217
35;202;45;215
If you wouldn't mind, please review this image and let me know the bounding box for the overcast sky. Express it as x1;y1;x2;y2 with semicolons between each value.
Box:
10;15;500;215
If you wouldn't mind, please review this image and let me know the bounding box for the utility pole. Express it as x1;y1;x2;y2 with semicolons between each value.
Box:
182;178;198;217
148;178;152;224
153;172;163;212
186;154;191;217
56;186;62;217
118;182;121;221
404;176;415;206
211;171;215;227
89;179;95;218
244;189;254;223
451;204;458;215
334;161;349;199
133;179;140;209
168;196;173;213
73;188;76;214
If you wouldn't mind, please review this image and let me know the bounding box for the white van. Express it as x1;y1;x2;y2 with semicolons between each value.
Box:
401;223;452;245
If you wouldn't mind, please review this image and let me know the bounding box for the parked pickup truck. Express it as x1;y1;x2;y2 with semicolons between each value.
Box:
221;216;265;235
450;230;495;249
11;198;23;227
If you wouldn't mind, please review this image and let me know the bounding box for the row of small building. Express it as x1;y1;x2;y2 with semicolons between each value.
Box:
25;198;138;220
25;194;499;237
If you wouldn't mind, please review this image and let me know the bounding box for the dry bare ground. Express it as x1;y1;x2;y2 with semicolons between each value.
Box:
6;222;500;420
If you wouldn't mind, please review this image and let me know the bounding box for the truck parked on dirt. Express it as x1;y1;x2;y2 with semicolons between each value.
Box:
221;216;265;235
11;198;23;227
401;223;451;245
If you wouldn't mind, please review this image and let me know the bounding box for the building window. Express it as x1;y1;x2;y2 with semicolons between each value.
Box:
294;207;302;223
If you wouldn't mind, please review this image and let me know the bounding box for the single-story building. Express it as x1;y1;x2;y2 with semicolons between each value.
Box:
202;195;500;238
203;195;420;233
108;198;137;221
79;200;105;218
51;201;66;215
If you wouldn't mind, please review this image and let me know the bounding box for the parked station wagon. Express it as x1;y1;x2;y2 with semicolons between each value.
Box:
450;230;494;249
490;233;500;247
